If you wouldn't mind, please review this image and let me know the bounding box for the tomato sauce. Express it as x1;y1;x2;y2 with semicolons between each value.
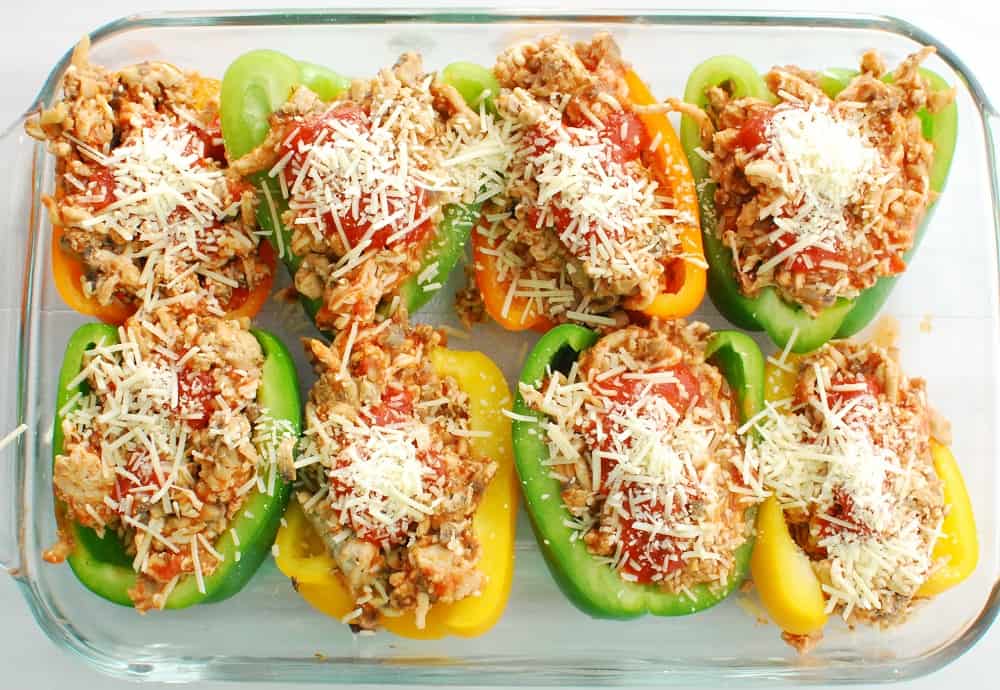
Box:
595;365;700;409
111;450;162;504
187;116;227;164
177;367;217;430
602;111;647;164
772;232;847;274
366;386;415;426
817;486;872;538
826;371;883;411
146;552;187;582
525;108;648;239
735;112;771;151
617;486;692;582
583;364;704;584
77;166;116;212
279;104;431;251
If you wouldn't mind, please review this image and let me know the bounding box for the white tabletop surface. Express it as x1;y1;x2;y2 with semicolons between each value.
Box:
1;0;997;688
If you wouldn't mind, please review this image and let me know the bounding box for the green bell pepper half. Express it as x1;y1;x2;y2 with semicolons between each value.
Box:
679;56;958;352
511;324;764;618
52;322;302;608
220;52;499;332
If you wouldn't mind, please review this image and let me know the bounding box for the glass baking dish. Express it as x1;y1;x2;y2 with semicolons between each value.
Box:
1;8;998;686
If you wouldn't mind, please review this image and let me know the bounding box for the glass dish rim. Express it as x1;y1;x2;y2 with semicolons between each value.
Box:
6;7;1000;685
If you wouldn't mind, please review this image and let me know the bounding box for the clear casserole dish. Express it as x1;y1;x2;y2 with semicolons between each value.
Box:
0;8;998;685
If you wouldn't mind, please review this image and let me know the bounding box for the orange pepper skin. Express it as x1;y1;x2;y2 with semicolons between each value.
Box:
224;240;276;319
471;70;705;330
623;71;706;320
471;227;553;332
51;223;136;325
52;226;276;323
275;347;517;639
49;75;274;322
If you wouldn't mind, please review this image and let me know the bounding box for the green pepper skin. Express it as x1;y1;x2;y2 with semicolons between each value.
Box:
511;324;764;618
680;56;958;352
220;51;494;332
53;323;302;608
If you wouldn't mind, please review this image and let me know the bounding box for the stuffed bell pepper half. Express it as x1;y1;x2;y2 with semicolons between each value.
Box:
25;38;276;325
273;315;518;638
674;48;957;352
511;319;765;617
457;33;706;332
220;49;513;333
47;308;301;611
740;338;977;652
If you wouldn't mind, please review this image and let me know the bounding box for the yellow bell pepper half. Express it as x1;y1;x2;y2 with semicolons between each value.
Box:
274;347;518;639
751;355;978;635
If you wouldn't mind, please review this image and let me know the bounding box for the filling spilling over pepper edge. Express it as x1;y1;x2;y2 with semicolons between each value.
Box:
679;48;954;317
740;338;976;653
47;309;299;611
457;33;704;332
229;52;514;332
285;315;506;631
25;38;275;323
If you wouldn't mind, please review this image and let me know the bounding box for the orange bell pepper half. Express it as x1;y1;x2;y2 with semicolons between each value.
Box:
275;347;518;639
470;70;704;330
49;74;275;323
51;225;276;324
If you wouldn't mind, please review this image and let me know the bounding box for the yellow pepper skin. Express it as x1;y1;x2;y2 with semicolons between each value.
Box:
275;347;517;639
917;441;979;597
751;496;828;635
754;354;978;633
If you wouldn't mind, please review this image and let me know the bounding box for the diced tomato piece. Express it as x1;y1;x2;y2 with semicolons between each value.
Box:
177;367;217;430
278;104;431;251
736;112;771;150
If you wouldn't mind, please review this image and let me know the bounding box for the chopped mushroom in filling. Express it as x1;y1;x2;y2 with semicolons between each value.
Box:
232;52;516;331
685;48;953;315
520;319;753;593
49;307;297;612
25;39;271;315
738;341;947;650
457;33;696;329
294;316;497;630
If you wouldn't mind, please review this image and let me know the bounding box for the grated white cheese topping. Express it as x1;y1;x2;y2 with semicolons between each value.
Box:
74;116;250;308
755;104;882;275
60;322;295;581
738;361;939;617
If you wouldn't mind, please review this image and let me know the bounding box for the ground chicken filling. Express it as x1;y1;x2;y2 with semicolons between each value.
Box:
521;320;752;593
457;33;693;329
49;307;296;611
294;317;497;630
740;341;948;649
233;53;514;332
25;40;270;315
688;48;953;315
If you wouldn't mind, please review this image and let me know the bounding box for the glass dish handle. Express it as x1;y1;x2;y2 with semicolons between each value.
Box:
0;114;39;576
